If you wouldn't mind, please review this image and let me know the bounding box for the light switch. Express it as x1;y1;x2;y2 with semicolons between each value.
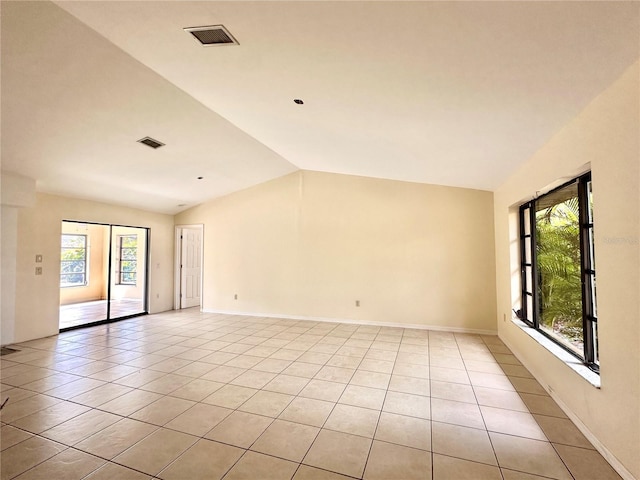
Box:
35;254;43;263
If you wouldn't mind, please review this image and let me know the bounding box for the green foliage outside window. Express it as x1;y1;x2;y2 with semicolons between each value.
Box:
535;195;583;353
119;235;137;285
61;234;87;286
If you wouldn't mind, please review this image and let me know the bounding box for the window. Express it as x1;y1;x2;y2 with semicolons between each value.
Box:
60;234;87;287
117;235;137;285
518;172;598;371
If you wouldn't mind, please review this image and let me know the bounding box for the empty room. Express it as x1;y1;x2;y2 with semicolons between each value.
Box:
1;1;638;480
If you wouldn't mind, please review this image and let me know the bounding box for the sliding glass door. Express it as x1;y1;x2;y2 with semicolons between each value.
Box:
59;221;149;331
108;226;148;321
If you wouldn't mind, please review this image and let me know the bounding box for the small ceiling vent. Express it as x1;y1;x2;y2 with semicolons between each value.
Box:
184;25;239;46
137;137;165;149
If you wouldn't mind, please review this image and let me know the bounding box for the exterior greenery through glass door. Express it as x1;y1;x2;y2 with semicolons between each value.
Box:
518;172;598;371
60;234;87;287
117;235;137;285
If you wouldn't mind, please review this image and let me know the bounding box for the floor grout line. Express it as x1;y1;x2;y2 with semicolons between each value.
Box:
1;310;613;480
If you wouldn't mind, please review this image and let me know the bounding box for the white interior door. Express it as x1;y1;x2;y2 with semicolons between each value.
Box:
180;228;202;308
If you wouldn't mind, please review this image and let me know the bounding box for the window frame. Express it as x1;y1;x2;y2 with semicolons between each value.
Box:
518;172;598;372
117;234;137;286
60;234;88;287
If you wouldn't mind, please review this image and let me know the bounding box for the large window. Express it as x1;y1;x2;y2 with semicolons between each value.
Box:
518;172;598;371
60;234;87;287
117;235;137;285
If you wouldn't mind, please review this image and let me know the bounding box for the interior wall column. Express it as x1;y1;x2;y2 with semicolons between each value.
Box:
1;172;37;345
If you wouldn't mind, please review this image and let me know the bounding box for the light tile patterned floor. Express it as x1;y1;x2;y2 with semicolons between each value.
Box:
59;299;145;330
0;309;622;480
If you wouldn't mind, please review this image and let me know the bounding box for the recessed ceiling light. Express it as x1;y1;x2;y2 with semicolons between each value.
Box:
184;25;239;47
294;99;304;105
137;137;164;149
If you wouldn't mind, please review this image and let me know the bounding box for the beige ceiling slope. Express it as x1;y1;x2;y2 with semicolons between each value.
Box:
2;1;638;215
54;1;639;191
1;1;298;215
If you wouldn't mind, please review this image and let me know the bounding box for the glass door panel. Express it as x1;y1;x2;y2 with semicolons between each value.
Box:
59;222;109;329
59;221;149;331
109;226;148;320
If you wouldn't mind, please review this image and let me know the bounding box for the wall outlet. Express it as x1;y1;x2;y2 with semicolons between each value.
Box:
503;313;506;322
35;267;43;275
355;300;360;307
234;294;238;300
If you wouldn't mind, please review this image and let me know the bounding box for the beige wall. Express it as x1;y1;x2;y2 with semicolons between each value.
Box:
493;61;639;478
5;193;175;344
176;170;497;332
2;206;20;344
59;222;107;305
1;172;36;345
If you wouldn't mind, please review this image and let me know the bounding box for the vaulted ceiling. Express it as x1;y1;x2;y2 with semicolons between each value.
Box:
2;1;638;214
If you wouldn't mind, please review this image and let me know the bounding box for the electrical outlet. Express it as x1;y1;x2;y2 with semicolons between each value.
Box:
234;294;238;300
355;300;360;307
503;313;506;322
35;267;43;275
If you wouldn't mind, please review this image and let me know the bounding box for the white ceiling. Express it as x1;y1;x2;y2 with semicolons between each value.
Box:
2;1;638;215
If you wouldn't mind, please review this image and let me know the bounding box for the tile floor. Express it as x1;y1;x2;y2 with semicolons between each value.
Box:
59;299;145;330
0;309;622;480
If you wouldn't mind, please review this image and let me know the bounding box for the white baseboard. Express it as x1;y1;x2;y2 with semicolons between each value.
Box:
201;309;498;336
499;334;635;480
547;391;635;480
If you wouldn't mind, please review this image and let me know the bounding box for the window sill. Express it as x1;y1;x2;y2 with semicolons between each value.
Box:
511;318;601;388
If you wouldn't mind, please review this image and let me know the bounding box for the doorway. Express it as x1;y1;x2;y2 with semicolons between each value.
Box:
59;221;149;330
175;225;203;309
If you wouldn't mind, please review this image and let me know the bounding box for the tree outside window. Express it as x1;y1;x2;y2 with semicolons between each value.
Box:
519;173;598;370
118;235;137;285
61;234;87;287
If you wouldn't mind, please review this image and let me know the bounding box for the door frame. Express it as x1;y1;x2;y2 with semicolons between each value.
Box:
174;224;204;310
59;220;150;331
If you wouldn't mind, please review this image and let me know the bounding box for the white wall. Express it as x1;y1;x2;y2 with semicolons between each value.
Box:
176;170;497;332
493;62;639;478
4;192;175;344
1;172;36;345
1;171;36;208
2;206;19;345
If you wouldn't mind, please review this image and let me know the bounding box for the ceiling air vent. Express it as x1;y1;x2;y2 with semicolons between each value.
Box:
137;137;165;149
184;25;239;46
